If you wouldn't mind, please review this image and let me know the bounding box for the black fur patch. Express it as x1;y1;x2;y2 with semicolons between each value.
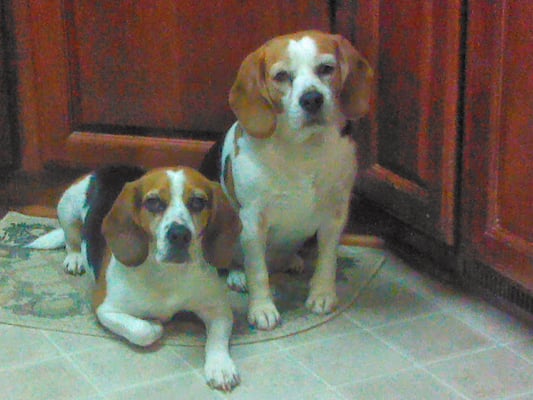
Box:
199;139;224;182
83;165;146;278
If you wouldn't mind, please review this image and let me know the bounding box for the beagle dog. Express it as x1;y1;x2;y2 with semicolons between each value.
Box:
27;165;241;391
217;30;373;330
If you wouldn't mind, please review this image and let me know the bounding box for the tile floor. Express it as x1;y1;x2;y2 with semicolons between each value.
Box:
0;250;531;400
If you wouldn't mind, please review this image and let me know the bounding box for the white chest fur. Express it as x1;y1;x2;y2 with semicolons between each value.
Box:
224;123;357;251
104;255;223;321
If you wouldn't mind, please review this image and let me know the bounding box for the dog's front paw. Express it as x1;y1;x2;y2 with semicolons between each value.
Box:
305;289;338;314
248;300;281;330
205;354;240;392
127;320;164;347
227;270;247;293
63;253;86;275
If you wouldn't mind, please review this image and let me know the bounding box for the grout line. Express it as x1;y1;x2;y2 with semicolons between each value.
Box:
271;314;363;351
420;343;501;367
272;350;350;400
42;330;199;397
332;364;419;390
0;326;67;373
502;341;533;366
360;325;474;400
105;369;201;398
344;308;443;331
41;329;108;397
273;324;364;352
0;352;66;373
164;345;230;400
499;388;533;400
442;308;533;347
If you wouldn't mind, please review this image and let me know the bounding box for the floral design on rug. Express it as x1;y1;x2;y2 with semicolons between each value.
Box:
0;212;384;345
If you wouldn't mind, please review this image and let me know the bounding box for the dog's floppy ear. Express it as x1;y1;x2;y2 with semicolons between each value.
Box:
202;182;241;269
102;181;149;267
336;35;374;120
229;47;277;138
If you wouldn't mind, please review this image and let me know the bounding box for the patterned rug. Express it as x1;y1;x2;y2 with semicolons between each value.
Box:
0;212;385;346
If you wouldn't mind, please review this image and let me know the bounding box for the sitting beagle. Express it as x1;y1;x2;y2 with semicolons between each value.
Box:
214;30;373;330
27;165;241;391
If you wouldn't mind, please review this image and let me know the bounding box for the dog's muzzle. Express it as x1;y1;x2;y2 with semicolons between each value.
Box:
299;90;324;114
164;222;192;263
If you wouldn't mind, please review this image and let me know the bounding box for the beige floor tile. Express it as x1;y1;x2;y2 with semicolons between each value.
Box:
222;352;331;400
263;389;344;400
285;330;413;386
428;347;533;400
372;312;493;363
169;339;280;373
230;340;282;361
0;324;61;369
345;276;439;328
503;393;533;400
368;252;461;302
44;330;113;354
0;357;98;400
168;344;209;370
69;340;191;394
446;299;533;344
275;313;361;349
106;371;221;400
507;339;533;363
338;368;466;400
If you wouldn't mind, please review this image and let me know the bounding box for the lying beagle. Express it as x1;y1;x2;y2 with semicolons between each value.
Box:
214;30;373;330
27;165;241;391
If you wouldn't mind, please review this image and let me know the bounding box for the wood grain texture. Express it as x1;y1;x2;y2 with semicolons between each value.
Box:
462;0;532;291
11;0;329;171
351;0;462;245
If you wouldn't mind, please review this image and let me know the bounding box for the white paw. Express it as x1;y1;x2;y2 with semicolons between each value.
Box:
127;320;164;347
204;353;240;392
285;254;305;274
248;300;281;330
227;270;247;293
305;289;338;314
63;253;86;275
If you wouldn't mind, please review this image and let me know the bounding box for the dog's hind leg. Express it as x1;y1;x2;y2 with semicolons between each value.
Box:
57;177;90;275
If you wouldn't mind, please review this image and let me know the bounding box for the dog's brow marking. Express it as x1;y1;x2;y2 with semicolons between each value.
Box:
287;36;318;66
164;170;191;228
166;170;186;200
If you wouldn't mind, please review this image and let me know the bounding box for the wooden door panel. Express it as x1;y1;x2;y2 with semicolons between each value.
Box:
13;0;329;171
463;0;533;289
350;0;461;245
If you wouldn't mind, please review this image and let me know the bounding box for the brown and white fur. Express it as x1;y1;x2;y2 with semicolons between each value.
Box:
27;166;241;391
220;30;373;330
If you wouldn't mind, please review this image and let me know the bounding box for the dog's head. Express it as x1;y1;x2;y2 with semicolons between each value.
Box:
102;167;241;268
229;30;373;142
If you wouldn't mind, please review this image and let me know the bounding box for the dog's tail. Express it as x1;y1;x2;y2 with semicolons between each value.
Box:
25;228;66;249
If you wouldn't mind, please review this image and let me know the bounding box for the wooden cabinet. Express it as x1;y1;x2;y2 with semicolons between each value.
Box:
346;0;462;246
0;2;16;169
12;1;329;171
343;0;531;297
462;0;533;291
7;2;532;301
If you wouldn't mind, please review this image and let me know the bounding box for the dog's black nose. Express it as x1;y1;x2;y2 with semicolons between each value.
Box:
166;223;192;248
299;91;324;114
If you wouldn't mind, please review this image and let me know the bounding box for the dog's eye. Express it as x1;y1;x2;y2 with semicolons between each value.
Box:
317;63;335;76
143;196;167;213
188;196;207;213
273;70;292;83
